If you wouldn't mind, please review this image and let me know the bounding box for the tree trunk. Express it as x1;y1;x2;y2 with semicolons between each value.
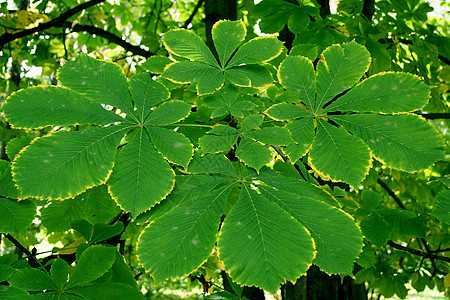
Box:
281;266;368;300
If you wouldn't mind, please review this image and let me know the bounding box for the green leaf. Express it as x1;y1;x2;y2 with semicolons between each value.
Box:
3;86;121;130
0;198;35;234
360;213;390;248
324;72;431;113
51;258;69;289
240;114;264;131
0;160;20;198
226;37;283;68
288;10;310;33
71;282;144;300
12;125;128;200
0;264;15;282
145;101;191;126
147;126;193;168
0;286;30;299
142;56;173;74
315;41;371;113
90;223;124;243
265;103;312;121
432;190;450;225
137;184;233;282
129;73;170;123
197;69;226;95
9;268;57;291
218;186;315;293
260;187;363;275
188;153;239;178
290;44;318;61
309;120;371;187
225;65;274;88
212;20;246;67
5;135;34;161
163;61;219;84
198;125;240;154
257;171;339;207
82;185;120;225
248;127;294;145
41;197;86;233
332;114;445;171
278;55;316;110
108;128;175;217
285;117;315;162
71;219;92;240
57;55;137;121
109;251;138;287
66;245;116;289
236;137;272;171
204;84;256;119
163;29;219;68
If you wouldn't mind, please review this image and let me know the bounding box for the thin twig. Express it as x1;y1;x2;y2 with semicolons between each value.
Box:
377;179;407;209
387;241;449;263
182;0;205;29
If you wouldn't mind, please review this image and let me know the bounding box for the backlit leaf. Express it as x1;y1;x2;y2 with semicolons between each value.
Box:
226;37;283;68
212;20;246;67
0;198;35;234
12;125;129;200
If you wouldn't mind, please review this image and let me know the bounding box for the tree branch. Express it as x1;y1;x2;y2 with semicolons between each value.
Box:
0;0;105;49
415;113;450;119
387;241;450;263
182;0;205;29
3;233;40;268
377;179;407;210
68;22;155;57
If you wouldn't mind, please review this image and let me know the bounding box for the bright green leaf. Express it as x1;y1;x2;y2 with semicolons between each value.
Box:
285;117;315;162
66;245;116;289
12;125;128;200
248;126;294;145
129;73;170;122
219;186;315;293
278;55;316;110
0;198;35;234
332;114;445;171
108;128;175;217
309;120;371;187
137;184;233;282
163;29;219;67
9;268;57;291
324;72;431;113
236;137;272;171
51;258;69;290
145;100;191;126
226;37;283;68
3;86;121;130
432;190;450;225
265;103;312;121
198;125;240;154
315;41;371;113
213;20;246;67
57;55;137;121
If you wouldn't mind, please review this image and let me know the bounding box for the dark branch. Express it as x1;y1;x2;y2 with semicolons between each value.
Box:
416;113;450;119
182;0;205;29
3;233;40;268
68;23;155;57
387;241;450;262
0;0;105;49
377;179;407;210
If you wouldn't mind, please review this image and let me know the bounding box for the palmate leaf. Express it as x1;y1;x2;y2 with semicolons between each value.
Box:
13;125;130;200
235;136;273;171
203;84;256;119
108;128;175;217
265;41;443;186
162;20;283;95
3;55;195;216
9;268;57;291
137;155;362;292
198;125;240;154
